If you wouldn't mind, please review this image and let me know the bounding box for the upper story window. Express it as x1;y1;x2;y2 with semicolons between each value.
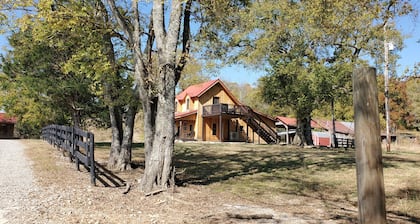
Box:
186;98;190;110
213;96;220;105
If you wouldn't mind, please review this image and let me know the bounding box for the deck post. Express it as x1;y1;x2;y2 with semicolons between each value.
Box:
219;114;223;142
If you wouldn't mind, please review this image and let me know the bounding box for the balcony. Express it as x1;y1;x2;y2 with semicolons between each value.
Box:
202;104;243;117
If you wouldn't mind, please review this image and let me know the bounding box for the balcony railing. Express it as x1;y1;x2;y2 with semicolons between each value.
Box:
202;104;243;117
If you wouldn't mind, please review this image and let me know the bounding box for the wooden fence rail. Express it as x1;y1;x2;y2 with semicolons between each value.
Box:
41;125;96;185
337;138;355;148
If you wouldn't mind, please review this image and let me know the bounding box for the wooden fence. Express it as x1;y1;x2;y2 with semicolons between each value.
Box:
41;125;96;185
337;138;355;148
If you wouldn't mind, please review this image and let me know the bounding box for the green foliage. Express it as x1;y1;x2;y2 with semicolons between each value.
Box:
178;58;214;91
198;0;414;122
0;0;127;135
0;26;105;136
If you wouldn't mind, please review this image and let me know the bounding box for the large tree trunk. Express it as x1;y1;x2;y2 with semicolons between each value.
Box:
295;112;314;146
106;0;189;193
95;0;138;171
138;0;183;193
107;105;136;170
140;66;176;192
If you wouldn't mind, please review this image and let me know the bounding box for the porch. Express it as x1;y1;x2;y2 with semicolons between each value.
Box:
202;115;248;142
202;104;245;117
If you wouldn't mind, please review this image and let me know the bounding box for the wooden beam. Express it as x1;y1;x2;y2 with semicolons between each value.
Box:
353;67;387;224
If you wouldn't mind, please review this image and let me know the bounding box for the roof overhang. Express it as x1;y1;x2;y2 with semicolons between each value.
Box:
175;110;198;120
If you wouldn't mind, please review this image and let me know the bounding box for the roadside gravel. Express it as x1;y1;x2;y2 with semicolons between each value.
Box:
0;140;37;224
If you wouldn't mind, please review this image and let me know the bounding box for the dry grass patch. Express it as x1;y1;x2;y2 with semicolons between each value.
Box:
23;139;78;186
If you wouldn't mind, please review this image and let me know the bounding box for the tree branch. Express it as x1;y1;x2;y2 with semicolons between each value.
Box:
145;10;155;68
166;0;183;54
175;0;192;84
153;0;166;53
105;0;133;44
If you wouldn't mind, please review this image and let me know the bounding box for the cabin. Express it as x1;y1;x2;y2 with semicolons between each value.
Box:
0;113;17;138
275;116;355;147
175;79;278;144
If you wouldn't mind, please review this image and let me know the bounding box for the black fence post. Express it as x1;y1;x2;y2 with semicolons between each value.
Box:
74;127;80;171
89;132;96;186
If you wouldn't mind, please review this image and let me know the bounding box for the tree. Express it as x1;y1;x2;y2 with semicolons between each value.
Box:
177;58;213;91
377;74;413;131
105;0;192;192
0;27;103;136
34;0;141;171
1;0;140;170
403;63;420;130
198;0;414;146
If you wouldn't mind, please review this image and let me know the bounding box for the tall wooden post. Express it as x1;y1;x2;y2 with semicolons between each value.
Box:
353;67;387;223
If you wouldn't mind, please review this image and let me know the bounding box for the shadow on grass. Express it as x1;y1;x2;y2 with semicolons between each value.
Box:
383;154;420;168
174;147;356;186
94;162;126;187
388;211;420;223
173;144;420;223
95;142;144;149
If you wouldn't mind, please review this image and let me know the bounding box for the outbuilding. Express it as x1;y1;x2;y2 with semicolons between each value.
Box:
0;113;17;138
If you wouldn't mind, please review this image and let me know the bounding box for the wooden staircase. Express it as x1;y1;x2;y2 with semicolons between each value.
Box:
239;106;279;144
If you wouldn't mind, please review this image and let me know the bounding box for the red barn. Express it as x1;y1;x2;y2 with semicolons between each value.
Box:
0;113;17;138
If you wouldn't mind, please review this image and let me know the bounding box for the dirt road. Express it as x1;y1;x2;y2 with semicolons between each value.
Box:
0;140;36;224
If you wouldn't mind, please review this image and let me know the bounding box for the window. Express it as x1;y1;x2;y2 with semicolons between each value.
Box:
213;96;220;105
212;123;217;135
186;98;190;110
189;124;193;131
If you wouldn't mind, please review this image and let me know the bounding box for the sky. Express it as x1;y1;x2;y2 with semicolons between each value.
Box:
0;4;419;87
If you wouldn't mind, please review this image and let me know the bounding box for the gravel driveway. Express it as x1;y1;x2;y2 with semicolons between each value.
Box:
0;140;36;224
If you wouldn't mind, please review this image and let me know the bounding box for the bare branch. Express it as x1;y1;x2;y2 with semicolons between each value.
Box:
145;10;155;67
153;0;166;52
166;0;183;54
175;0;192;84
105;0;133;44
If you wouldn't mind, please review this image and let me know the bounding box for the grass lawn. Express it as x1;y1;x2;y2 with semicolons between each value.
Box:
34;140;420;223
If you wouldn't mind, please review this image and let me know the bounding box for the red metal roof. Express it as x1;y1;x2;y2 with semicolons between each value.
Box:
275;116;319;128
313;119;354;135
275;116;297;127
176;79;219;101
176;79;241;105
0;113;17;124
275;116;353;134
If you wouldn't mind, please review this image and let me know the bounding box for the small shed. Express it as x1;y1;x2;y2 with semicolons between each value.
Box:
0;113;17;138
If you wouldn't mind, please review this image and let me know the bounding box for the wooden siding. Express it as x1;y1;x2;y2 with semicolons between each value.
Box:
199;84;237;108
175;81;277;144
195;82;240;142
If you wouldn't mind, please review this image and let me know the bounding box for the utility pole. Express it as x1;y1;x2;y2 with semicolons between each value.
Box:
384;23;391;152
